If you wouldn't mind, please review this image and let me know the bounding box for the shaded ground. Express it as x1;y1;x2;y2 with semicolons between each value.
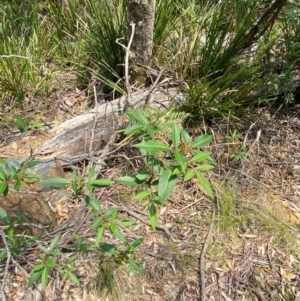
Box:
0;80;300;301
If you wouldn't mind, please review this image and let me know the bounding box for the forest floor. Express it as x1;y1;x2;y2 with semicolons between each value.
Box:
0;76;300;301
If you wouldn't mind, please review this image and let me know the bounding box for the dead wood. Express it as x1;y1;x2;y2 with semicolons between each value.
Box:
34;87;187;165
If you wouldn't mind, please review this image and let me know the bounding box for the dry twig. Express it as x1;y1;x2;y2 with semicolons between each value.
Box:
0;228;11;301
199;205;215;301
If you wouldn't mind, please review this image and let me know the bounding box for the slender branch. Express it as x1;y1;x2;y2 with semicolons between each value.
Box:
0;228;11;301
116;22;136;107
199;206;215;301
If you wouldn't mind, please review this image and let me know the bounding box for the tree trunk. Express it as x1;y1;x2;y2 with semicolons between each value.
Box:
127;0;156;86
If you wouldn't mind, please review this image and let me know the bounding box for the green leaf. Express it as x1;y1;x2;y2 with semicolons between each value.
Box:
33;264;45;272
124;123;145;135
117;220;136;227
189;152;211;163
99;243;117;255
28;269;43;288
172;122;181;149
142;200;150;206
84;196;101;212
41;267;49;290
132;191;150;200
105;207;118;219
149;203;158;230
21;160;41;170
0;167;6;180
16;207;24;223
49;234;61;251
46;262;58;268
158;169;177;203
184;169;195;181
67;255;78;264
195;171;213;198
87;165;96;181
180;128;191;143
111;225;126;243
0;182;9;196
23;173;39;180
133;140;170;152
174;151;187;172
131;238;144;249
38;178;70;188
38;245;48;253
0;250;7;260
193;135;212;147
136;170;150;180
95;227;104;245
115;175;143;186
195;164;214;170
92;217;103;229
90;179;114;188
68;272;80;286
129;262;145;274
0;207;9;221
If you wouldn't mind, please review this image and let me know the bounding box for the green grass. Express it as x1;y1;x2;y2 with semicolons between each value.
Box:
1;0;299;115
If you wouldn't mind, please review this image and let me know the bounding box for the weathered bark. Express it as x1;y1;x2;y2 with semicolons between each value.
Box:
127;0;156;86
33;88;187;164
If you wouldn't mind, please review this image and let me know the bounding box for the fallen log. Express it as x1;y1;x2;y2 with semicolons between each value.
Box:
34;87;187;165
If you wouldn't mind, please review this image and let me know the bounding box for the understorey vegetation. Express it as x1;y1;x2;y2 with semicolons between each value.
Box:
0;0;300;300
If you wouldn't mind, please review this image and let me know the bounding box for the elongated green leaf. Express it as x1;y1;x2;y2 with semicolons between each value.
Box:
28;269;43;288
87;165;96;181
105;207;118;219
131;238;144;249
46;262;57;268
16;207;24;223
0;182;9;196
189;152;211;163
149;203;158;230
115;175;143;186
193;135;212;147
39;245;48;253
0;205;10;223
0;250;7;261
132;191;150;200
180;128;191;143
130;262;145;274
158;169;177;203
68;272;80;286
124;123;145;135
117;220;136;227
49;234;61;251
0;167;6;180
195;164;214;170
99;243;117;255
23;173;39;180
136;170;150;180
84;196;101;212
38;178;70;187
41;267;49;290
111;225;126;243
33;264;45;272
92;217;103;229
133;141;170;152
95;227;104;245
22;160;41;170
195;171;213;197
90;179;114;188
174;151;187;172
172;122;181;149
